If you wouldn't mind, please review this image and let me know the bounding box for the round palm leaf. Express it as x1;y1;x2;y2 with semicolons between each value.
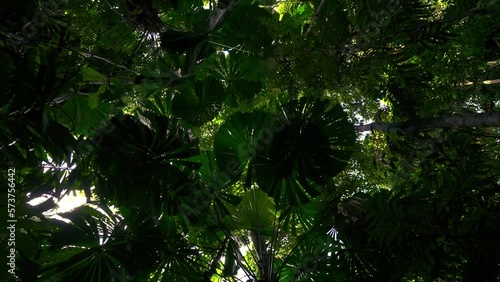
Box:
39;206;203;281
213;111;273;183
171;78;224;126
254;98;356;205
214;99;355;205
93;112;201;215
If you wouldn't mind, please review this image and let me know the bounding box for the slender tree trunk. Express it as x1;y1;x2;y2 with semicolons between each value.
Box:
204;236;229;281
355;112;500;132
250;231;278;282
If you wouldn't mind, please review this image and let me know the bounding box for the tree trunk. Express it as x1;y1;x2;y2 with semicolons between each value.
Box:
250;231;278;282
355;112;500;132
204;236;229;281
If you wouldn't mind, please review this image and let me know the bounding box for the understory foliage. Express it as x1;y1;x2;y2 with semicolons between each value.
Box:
1;0;499;281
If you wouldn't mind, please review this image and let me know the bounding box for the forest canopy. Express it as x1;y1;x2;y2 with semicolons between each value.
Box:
1;0;500;281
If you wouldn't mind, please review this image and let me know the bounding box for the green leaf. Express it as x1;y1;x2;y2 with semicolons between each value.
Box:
227;79;262;101
88;84;106;109
60;93;113;135
223;240;239;277
171;78;224;126
93;113;201;216
81;67;104;82
254;98;356;205
196;150;233;189
223;188;276;236
214;111;272;183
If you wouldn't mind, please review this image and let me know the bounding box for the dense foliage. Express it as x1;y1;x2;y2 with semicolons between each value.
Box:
1;0;499;281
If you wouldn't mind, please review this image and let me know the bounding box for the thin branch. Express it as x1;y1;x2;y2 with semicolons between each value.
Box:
304;0;326;37
462;78;500;86
31;40;138;74
209;0;243;30
208;40;253;54
130;31;148;59
79;52;137;73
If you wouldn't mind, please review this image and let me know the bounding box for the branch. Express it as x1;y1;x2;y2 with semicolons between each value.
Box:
463;78;500;86
304;0;326;37
209;0;243;30
374;8;500;46
355;112;500;132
